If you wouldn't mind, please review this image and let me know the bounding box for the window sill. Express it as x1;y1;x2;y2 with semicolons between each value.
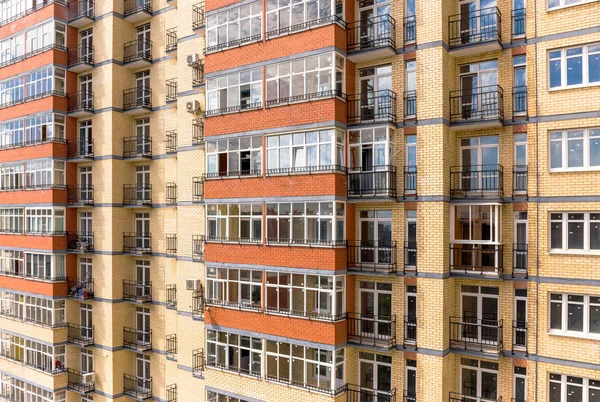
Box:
547;0;600;12
265;16;346;40
266;241;346;248
548;249;600;256
549;168;600;173
547;330;600;341
205;364;262;380
204;173;262;180
204;35;262;55
205;301;262;313
548;82;600;92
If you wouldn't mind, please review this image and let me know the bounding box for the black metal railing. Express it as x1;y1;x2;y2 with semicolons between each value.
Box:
448;7;501;48
123;232;152;254
205;102;261;116
167;384;177;402
192;235;205;260
513;86;527;116
347;240;397;273
348;90;396;124
513;167;527;196
192;349;204;377
205;33;261;53
67;368;94;393
266;88;345;107
404;90;416;119
67;278;95;300
123;374;152;399
67;90;94;113
266;15;346;38
166;284;177;309
67;139;94;159
123;279;152;303
449;85;504;124
450;392;501;402
192;177;204;202
511;8;526;40
192;64;204;86
348;165;397;197
68;0;95;21
166;28;177;52
67;45;94;66
123;184;152;205
67;186;94;205
449;316;503;354
347;15;396;53
513;320;527;352
404;166;417;196
123;87;152;110
166;78;177;102
265;165;346;175
124;0;152;17
192;290;204;317
124;39;152;64
346;384;397;402
347;313;396;348
192;2;205;28
206;298;262;312
166;233;177;255
192;120;204;143
166;183;177;205
512;243;528;276
203;170;262;179
67;232;94;252
450;165;504;197
166;334;177;359
450;244;503;276
123;327;152;351
165;130;177;153
67;323;94;346
404;15;416;45
404;241;417;272
404;315;416;344
123;135;152;158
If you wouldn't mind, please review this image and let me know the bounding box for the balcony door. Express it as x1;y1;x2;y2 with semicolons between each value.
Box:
359;66;392;121
359;282;392;340
460;136;499;192
80;348;93;374
358;352;392;400
136;260;150;298
80;257;92;283
460;358;498;402
459;61;498;119
80;303;93;340
359;210;392;265
80;74;92;108
136;308;150;345
135;165;150;201
79;212;93;245
358;0;391;49
79;165;92;201
458;0;497;44
136;353;151;390
80;29;93;62
135;71;150;107
135;213;150;249
461;286;499;346
136;24;151;58
514;211;527;271
348;127;394;195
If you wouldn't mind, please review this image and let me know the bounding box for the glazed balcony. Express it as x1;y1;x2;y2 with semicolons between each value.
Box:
67;91;94;117
123;327;152;351
123;374;152;400
348;165;397;198
123;40;152;68
123;233;152;254
347;313;396;349
449;85;504;129
67;368;95;393
123;88;152;114
67;232;94;253
448;7;502;57
67;279;95;300
123;280;152;303
123;135;152;159
512;243;527;277
67;45;94;73
450;244;503;277
346;384;397;402
68;0;95;28
450;165;504;198
348;90;397;124
124;0;152;23
68;139;94;161
123;184;152;206
67;323;94;346
347;240;397;274
67;186;94;206
449;316;503;355
347;15;396;63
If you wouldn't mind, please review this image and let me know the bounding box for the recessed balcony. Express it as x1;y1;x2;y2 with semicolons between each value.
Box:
449;85;504;130
448;7;502;57
123;39;152;68
124;374;152;400
67;323;94;347
347;312;396;349
67;91;94;117
123;184;152;207
449;316;503;355
68;0;95;28
123;88;152;114
348;166;397;198
67;186;94;206
68;139;94;161
123;327;152;351
347;15;396;63
124;0;152;23
67;45;94;73
123;279;152;303
67;368;95;394
67;279;95;300
450;244;503;277
123;233;152;254
346;384;397;402
347;240;397;274
347;90;397;125
450;165;504;198
123;135;152;159
67;232;94;253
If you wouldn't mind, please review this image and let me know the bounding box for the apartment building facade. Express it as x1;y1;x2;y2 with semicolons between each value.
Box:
0;0;598;401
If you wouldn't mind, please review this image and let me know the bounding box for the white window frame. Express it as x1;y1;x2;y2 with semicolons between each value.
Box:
549;212;600;253
0;249;23;275
549;293;600;338
205;266;262;310
450;204;501;244
265;0;343;36
0;33;24;65
206;68;262;114
25;253;65;281
206;1;262;52
549;128;600;172
357;351;393;397
548;373;600;402
25;207;65;235
348;127;394;172
0;119;24;148
0;164;23;190
206;203;263;243
25;159;65;188
547;0;600;11
458;358;499;400
0;76;24;106
548;43;600;90
513;367;526;401
206;330;262;377
0;208;23;233
206;135;262;177
25;113;65;144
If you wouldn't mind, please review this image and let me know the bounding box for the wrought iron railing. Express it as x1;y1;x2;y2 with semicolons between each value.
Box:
266;15;345;38
512;320;527;353
167;384;177;402
123;373;152;399
67;44;94;66
511;8;526;40
513;166;528;197
404;90;416;119
512;243;528;276
123;39;152;64
192;2;205;28
192;120;204;143
404;241;417;272
346;384;396;402
67;279;95;300
123;87;152;110
348;90;397;124
347;15;396;53
124;0;152;17
449;316;503;354
513;86;527;116
166;183;177;205
166;334;177;359
450;244;503;276
347;312;396;348
67;232;94;252
404;166;417;196
123;327;152;351
347;240;397;273
205;34;261;53
123;135;152;158
67;323;94;346
450;165;504;197
123;184;152;205
192;290;204;318
448;7;502;48
192;177;204;201
67;90;94;113
123;232;152;254
166;233;177;254
404;15;416;45
166;78;177;102
68;0;95;21
404;315;416;344
205;102;261;116
123;280;152;303
67;186;94;205
166;284;177;309
348;165;397;197
266;89;345;107
450;393;501;402
67;368;95;393
165;130;177;153
449;85;504;124
68;139;94;159
192;235;205;260
166;28;177;52
192;349;204;377
192;64;204;86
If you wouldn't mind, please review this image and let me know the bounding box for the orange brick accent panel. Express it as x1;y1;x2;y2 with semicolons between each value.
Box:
0;189;67;205
0;276;68;297
2;97;68;121
0;50;68;81
0;234;68;251
0;142;67;163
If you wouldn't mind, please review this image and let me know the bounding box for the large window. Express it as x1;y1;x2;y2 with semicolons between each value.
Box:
207;390;252;402
206;1;262;52
266;128;345;173
25;253;65;281
0;331;65;373
25;21;65;55
266;52;344;104
0;33;24;66
25;159;65;188
548;0;599;10
348;127;394;171
0;119;23;148
0;76;24;106
549;44;600;89
0;373;66;402
24;295;65;327
0;164;23;190
266;201;345;245
0;250;23;275
206;329;262;377
266;341;344;393
0;208;23;233
266;0;343;36
265;272;344;319
550;212;600;252
549;293;600;337
0;0;25;25
206;203;262;242
206;267;262;310
25;207;65;235
206;135;262;177
207;68;262;114
25;67;65;99
550;128;600;171
451;205;501;243
549;373;600;402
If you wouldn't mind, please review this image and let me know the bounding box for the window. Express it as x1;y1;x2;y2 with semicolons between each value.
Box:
0;373;65;402
348;127;394;171
0;33;24;66
514;366;526;402
206;330;262;377
266;0;343;36
25;159;65;188
0;330;65;373
266;201;345;245
207;390;252;402
451;205;501;243
206;1;262;52
0;0;25;25
25;253;65;281
0;164;23;190
549;373;600;402
25;295;65;327
266;128;345;173
25;67;65;99
206;267;262;310
405;210;417;268
206;135;262;177
549;128;600;171
25;21;65;55
266;52;344;104
265;272;345;319
406;359;417;402
405;61;416;117
0;250;23;275
206;68;262;114
550;212;600;252
25;207;65;234
549;293;600;337
0;208;23;233
548;0;599;10
25;113;65;144
460;358;498;400
549;44;600;89
358;352;392;398
206;203;262;242
513;55;527;114
266;341;344;392
0;119;23;148
0;76;24;106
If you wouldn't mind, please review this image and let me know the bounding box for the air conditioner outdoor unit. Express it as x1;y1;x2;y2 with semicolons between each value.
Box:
186;278;201;291
186;100;201;113
82;372;95;384
187;54;200;66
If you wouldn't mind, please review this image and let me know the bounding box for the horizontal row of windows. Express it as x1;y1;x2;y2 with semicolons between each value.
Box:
0;330;65;374
0;20;66;67
0;159;65;191
0;113;65;150
0;290;66;328
0;67;65;108
0;207;65;235
0;249;66;281
0;372;65;402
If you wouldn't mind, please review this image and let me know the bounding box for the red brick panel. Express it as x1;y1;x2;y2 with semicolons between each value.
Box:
0;189;67;205
0;234;67;251
0;142;67;162
1;97;68;121
0;49;68;81
0;275;68;297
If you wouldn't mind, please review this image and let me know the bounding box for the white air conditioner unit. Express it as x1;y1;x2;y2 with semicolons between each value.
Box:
82;372;95;384
186;278;201;291
186;100;201;113
187;54;200;66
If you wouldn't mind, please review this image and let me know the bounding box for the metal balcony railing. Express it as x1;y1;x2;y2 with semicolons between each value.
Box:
123;87;152;111
449;316;503;354
347;312;396;348
67;323;94;346
67;45;94;66
123;327;152;351
165;184;177;206
266;15;345;38
448;7;501;48
450;392;501;402
167;384;177;402
404;167;417;196
67;368;95;393
68;0;95;21
68;139;94;159
166;78;177;102
166;28;177;52
166;284;177;309
67;232;94;252
166;334;177;359
512;320;527;353
450;85;504;124
348;90;396;124
513;86;527;116
192;2;205;28
123;184;152;205
123;232;152;254
192;290;204;318
347;15;396;53
450;244;503;277
165;130;177;153
513;167;528;197
67;186;94;205
192;235;205;260
511;8;526;40
123;279;152;303
512;243;528;276
166;233;177;255
192;120;204;143
346;384;397;402
205;102;262;116
192;349;204;377
404;15;416;45
404;90;416;120
404;241;417;272
124;0;152;17
192;64;204;86
123;135;152;158
67;91;94;113
124;39;152;64
123;374;152;399
266;88;344;107
67;278;95;300
192;177;204;202
347;240;397;273
450;165;504;197
348;165;397;197
404;315;416;344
